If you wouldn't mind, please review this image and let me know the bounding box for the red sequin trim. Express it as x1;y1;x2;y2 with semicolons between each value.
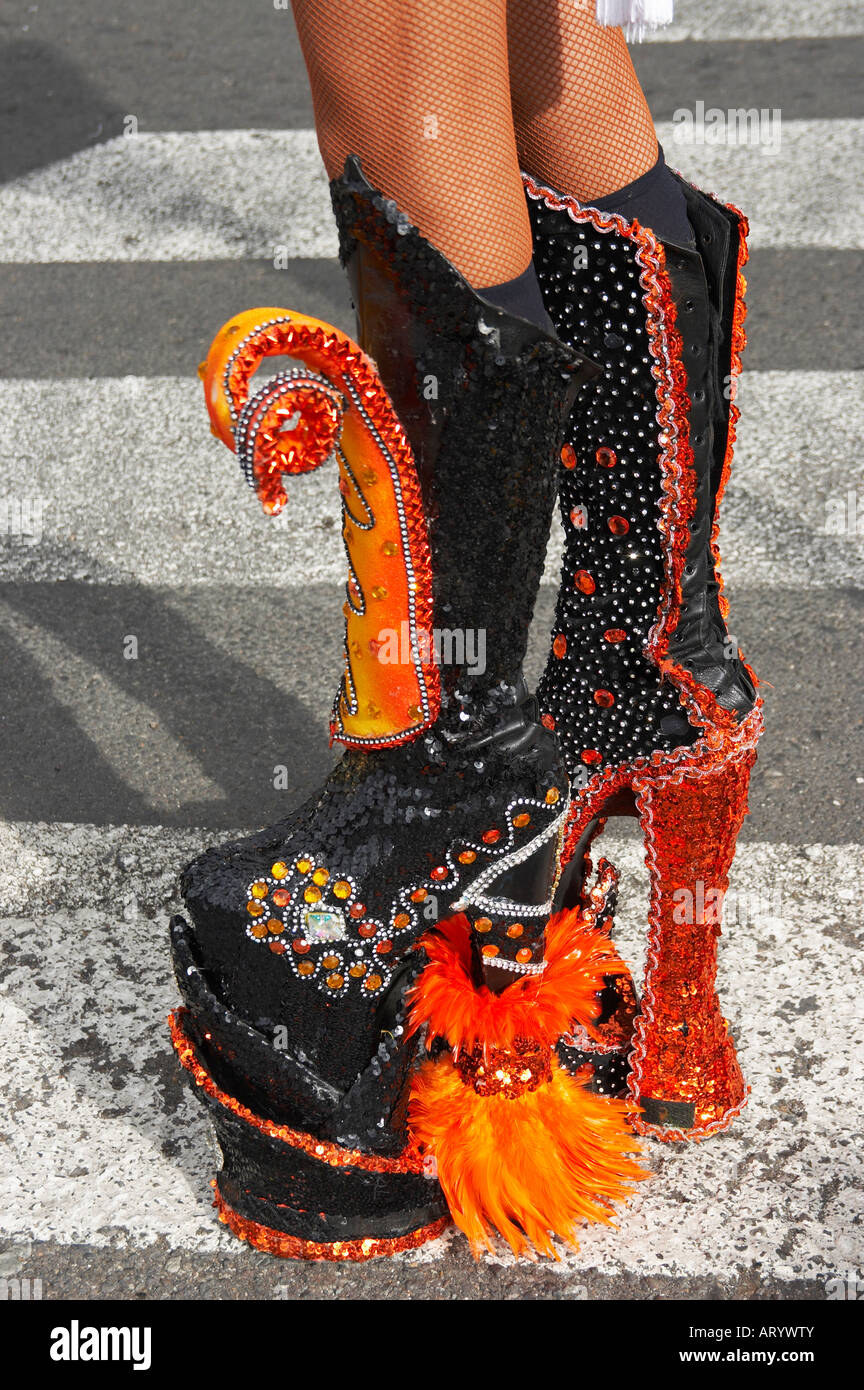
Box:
168;1009;426;1174
213;1184;449;1262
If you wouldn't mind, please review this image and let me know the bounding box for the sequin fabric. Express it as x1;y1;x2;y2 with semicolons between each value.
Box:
456;1038;553;1098
172;164;597;1248
524;175;764;1138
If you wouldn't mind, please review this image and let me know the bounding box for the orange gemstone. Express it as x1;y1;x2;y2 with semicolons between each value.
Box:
560;443;577;469
474;918;492;934
370;586;388;601
322;954;340;970
271;888;291;908
364;974;383;991
408;705;422;722
594;689;615;708
269;940;286;954
297;961;315;976
410;888;427;903
292;939;310;954
380;540;399;556
430;866;448;881
458;850;477;865
394;912;411;929
249;880;268;899
349;903;366;918
482;829;501;845
540;713;555;730
595;446;617;467
581;749;602;765
270;861;288;880
513;812;531;828
249;921;268;939
608;515;630;536
312;868;329;886
552;634;567;658
481;944;500;959
574;570;596;595
545;787;560;804
326;973;344;989
349;963;367;978
304;885;322;904
516;948;533;964
333;880;352;900
296;859;312;875
375;940;393;955
357;922;377;938
246;900;265;918
266;918;283;935
603;629;627;644
507;923;524;939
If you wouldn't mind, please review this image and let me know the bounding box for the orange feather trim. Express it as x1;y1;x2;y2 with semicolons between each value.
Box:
406;906;648;1257
406;904;627;1052
409;1053;646;1258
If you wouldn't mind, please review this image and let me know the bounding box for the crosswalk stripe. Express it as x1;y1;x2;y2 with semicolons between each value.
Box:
1;372;860;589
0;122;860;263
0;821;858;1273
644;0;864;41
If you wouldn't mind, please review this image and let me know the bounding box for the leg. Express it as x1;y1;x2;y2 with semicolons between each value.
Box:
292;0;532;290
508;0;693;244
507;0;656;200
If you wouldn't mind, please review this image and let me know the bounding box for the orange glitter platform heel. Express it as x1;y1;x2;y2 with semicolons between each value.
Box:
627;756;755;1136
525;173;763;1139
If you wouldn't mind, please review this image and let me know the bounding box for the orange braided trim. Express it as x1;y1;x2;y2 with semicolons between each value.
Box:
168;1009;425;1175
213;1183;449;1262
406;905;628;1053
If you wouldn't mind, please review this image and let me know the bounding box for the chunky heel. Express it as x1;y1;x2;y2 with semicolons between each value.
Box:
628;754;755;1138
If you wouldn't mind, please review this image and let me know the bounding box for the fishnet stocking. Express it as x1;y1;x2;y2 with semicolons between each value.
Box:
291;0;533;288
508;0;658;200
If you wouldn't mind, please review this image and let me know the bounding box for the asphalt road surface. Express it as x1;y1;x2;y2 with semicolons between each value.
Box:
0;0;862;1301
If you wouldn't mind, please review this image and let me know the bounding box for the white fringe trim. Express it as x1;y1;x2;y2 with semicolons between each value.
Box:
595;0;675;42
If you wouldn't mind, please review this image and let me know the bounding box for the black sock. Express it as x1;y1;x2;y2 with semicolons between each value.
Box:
590;145;696;248
478;260;555;333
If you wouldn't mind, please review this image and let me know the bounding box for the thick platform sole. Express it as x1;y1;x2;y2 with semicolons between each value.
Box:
170;1009;449;1260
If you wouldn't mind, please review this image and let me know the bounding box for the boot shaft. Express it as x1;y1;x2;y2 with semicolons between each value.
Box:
525;174;758;775
331;157;597;705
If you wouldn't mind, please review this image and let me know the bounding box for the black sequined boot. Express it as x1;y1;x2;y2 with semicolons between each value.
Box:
169;159;600;1259
524;172;763;1139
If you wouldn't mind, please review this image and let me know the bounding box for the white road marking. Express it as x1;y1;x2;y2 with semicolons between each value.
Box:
0;122;860;261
